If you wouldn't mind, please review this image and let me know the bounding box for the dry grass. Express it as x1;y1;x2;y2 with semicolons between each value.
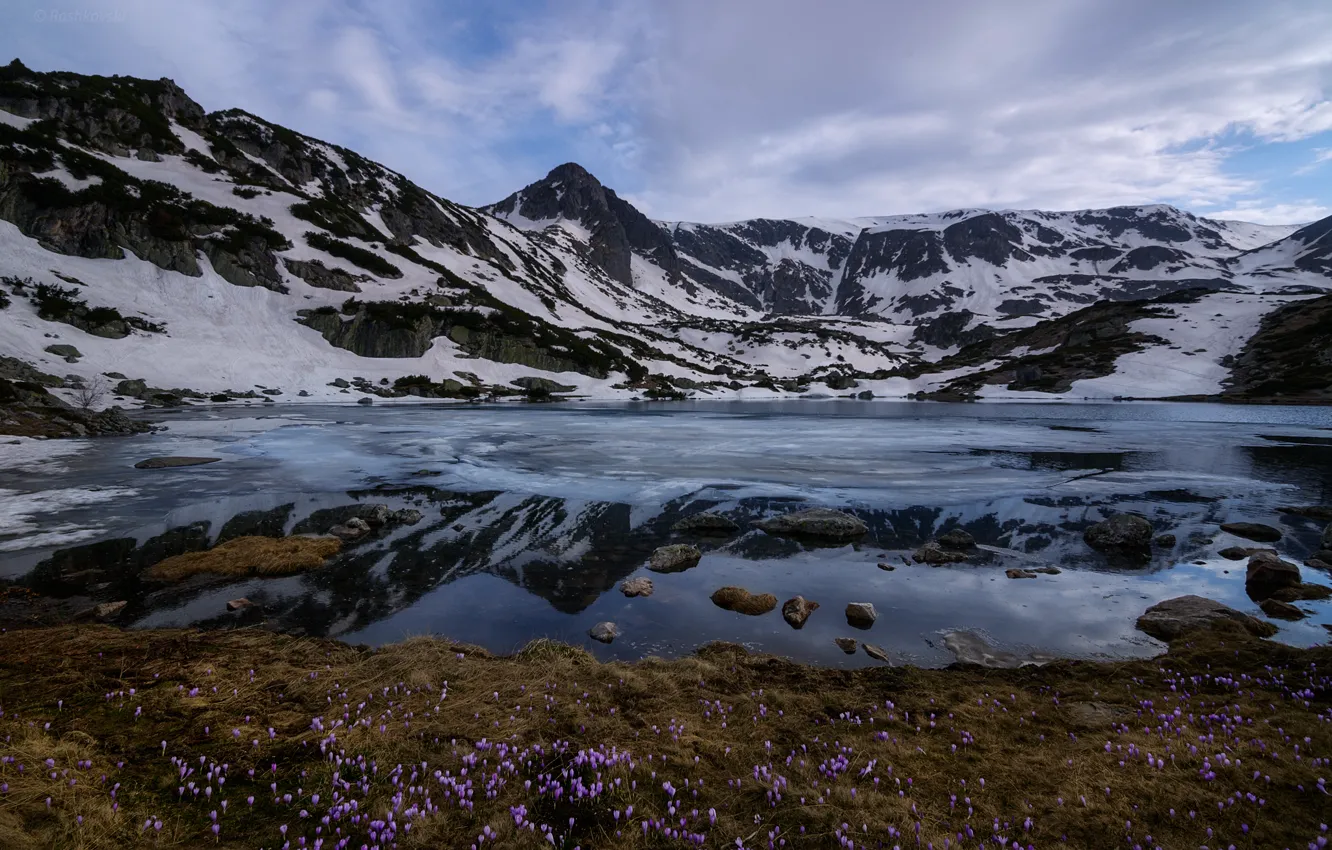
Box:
0;623;1329;849
710;585;778;615
146;535;341;582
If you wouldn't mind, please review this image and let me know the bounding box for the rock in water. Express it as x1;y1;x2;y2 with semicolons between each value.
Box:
1153;533;1177;548
834;638;858;654
329;517;371;541
845;602;877;629
620;577;654;598
1135;595;1278;640
1220;522;1283;543
1219;546;1274;561
671;512;740;535
391;509;423;526
1259;598;1305;621
936;529;975;550
134;456;221;469
649;544;702;573
1083;514;1153;562
226;598;252;612
357;397;374;405
781;596;820;628
711;586;778;615
1323;522;1332;549
863;643;891;664
752;508;867;540
588;622;619;643
913;541;969;564
1245;551;1302;597
1006;568;1037;579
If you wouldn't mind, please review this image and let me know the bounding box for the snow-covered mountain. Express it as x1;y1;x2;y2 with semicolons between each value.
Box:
2;60;1330;412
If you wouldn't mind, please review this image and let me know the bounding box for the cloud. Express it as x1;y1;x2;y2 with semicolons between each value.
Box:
1;0;1328;224
1206;201;1330;225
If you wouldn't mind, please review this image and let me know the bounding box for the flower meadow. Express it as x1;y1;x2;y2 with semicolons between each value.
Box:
0;624;1328;849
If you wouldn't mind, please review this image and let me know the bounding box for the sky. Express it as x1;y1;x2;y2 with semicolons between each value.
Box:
3;0;1331;225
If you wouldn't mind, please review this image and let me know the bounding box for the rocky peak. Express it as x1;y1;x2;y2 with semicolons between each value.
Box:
488;163;680;288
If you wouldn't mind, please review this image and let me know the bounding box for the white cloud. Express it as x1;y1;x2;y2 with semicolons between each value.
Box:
1206;201;1329;225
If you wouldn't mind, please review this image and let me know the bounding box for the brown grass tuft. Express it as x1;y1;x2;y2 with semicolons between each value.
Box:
147;535;341;581
710;585;778;615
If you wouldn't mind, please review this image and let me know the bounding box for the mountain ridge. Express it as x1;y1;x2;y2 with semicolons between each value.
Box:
1;59;1330;414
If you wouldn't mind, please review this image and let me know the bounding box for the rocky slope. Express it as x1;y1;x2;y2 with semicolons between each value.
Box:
2;60;1331;406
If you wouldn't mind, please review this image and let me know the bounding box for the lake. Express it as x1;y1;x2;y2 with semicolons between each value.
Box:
2;399;1330;666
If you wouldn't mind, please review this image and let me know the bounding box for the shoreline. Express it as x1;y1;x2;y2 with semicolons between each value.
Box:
0;622;1328;849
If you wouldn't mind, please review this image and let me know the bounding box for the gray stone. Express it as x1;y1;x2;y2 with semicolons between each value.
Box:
298;390;311;397
1219;546;1274;561
834;637;858;654
648;544;702;573
877;562;896;571
357;396;374;405
283;258;365;292
92;600;127;621
1153;533;1177;548
1245;551;1301;597
1259;598;1305;621
44;344;81;361
753;508;867;540
672;512;741;535
845;602;877;629
1323;522;1332;550
115;378;148;397
1006;568;1038;579
620;577;654;598
134;456;221;469
511;376;577;394
226;598;253;612
781;596;819;629
391;509;423;526
588;622;619;643
329;516;371;541
330;378;351;388
862;643;891;664
1135;595;1278;641
913;541;969;564
1220;522;1283;543
1083;514;1153;562
936;528;976;550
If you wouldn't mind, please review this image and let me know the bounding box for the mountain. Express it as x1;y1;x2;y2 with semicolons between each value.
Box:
1;60;1330;416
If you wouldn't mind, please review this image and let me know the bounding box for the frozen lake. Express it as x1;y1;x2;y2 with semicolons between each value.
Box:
3;399;1330;666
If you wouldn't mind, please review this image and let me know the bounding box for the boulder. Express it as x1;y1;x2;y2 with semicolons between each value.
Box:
1259;598;1305;621
92;600;127;621
648;544;702;573
862;643;891;664
1219;546;1274;561
1307;556;1332;570
390;509;423;526
936;529;975;550
620;577;654;598
834;637;858;654
1006;568;1037;579
672;512;741;535
1245;551;1302;597
357;397;374;405
711;586;777;615
114;378;147;397
753;508;867;540
226;598;253;612
44;344;81;362
877;562;895;571
1220;522;1283;543
329;517;371;541
1324;522;1332;549
329;378;351;388
1135;595;1278;641
134;456;221;469
1265;583;1330;603
1276;505;1332;521
781;596;819;629
913;541;969;565
1153;533;1177;548
845;602;877;629
588;622;619;643
1083;514;1153;562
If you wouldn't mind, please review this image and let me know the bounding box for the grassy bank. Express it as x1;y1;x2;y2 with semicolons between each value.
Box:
0;625;1329;849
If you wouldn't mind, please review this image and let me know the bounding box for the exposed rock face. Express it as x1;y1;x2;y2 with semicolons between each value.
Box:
1223;292;1332;403
1135;595;1278;641
672;512;741;535
711;586;777;615
1259;598;1305;620
620;577;654;598
781;596;819;629
1220;522;1283;543
753;508;867;540
940;630;1052;668
1083;514;1154;562
648;544;702;573
845;602;877;629
1;377;151;438
588;621;619;643
283;258;365;292
1244;551;1302;597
